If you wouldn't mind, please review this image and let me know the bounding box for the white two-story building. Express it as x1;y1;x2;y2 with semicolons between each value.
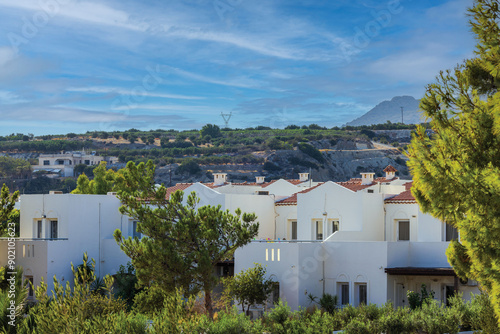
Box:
0;166;479;308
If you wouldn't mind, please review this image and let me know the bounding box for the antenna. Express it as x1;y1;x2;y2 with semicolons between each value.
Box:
400;107;404;124
220;112;232;128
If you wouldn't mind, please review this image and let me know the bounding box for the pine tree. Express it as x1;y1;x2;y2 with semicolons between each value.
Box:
0;184;19;236
407;0;500;323
114;161;259;318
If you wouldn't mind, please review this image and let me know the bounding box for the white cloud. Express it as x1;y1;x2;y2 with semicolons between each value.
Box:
166;66;265;89
0;90;27;104
67;86;205;100
0;0;147;31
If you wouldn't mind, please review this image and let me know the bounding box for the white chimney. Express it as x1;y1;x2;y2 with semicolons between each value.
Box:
255;176;265;184
383;165;397;180
213;173;227;186
360;172;375;185
299;173;309;182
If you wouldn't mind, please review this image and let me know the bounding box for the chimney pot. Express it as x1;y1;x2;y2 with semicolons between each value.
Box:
360;172;375;185
299;173;309;182
213;173;227;186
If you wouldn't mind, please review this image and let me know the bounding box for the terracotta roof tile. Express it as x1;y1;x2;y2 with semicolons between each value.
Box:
385;189;416;204
276;183;324;205
384;165;398;172
166;183;193;199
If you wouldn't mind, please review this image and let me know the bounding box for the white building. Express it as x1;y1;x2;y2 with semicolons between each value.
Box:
33;151;118;177
0;192;131;299
234;166;479;311
0;166;479;308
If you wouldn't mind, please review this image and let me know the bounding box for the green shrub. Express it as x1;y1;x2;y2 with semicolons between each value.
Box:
297;143;325;163
318;293;337;314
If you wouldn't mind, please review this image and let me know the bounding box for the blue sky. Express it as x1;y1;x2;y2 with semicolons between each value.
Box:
0;0;476;135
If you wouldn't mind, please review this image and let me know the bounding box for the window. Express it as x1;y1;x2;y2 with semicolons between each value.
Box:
50;220;58;239
290;221;297;240
398;220;410;241
326;219;339;238
36;220;42;238
355;283;367;306
314;220;323;240
57;160;64;165
272;282;280;304
25;276;34;298
445;223;459;241
43;160;50;165
84;159;90;165
338;282;349;305
133;221;141;239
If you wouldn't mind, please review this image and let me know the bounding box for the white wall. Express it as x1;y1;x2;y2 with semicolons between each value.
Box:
235;241;324;311
323;242;389;306
14;193;130;294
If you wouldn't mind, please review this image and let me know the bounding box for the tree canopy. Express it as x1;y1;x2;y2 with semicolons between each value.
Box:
71;162;124;195
222;263;276;315
0;184;19;236
407;0;500;323
114;161;259;318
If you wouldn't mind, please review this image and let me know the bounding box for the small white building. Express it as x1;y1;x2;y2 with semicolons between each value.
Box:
33;151;118;177
0;192;131;299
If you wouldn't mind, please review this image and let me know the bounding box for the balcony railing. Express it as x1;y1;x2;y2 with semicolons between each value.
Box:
251;239;322;243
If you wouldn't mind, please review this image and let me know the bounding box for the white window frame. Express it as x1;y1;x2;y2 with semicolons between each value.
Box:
312;219;323;240
354;283;367;306
397;220;410;241
288;220;297;240
337;282;350;305
326;219;339;238
50;220;58;239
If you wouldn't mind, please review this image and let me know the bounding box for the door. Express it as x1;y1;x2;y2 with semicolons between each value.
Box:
395;283;405;307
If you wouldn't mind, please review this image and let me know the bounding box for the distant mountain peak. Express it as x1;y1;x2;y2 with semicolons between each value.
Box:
346;96;423;126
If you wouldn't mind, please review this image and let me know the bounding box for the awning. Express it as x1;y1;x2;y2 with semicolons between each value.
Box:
384;267;456;276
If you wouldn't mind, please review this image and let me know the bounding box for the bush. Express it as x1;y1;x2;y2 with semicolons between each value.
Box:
176;159;201;175
297;143;325;163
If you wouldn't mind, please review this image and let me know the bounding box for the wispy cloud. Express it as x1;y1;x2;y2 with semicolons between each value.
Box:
67;86;205;100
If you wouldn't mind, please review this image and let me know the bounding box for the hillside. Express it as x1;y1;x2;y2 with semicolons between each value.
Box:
346;96;424;126
0;126;412;193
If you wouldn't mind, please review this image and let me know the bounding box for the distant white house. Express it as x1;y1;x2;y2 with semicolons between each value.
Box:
0;166;479;309
32;151;118;177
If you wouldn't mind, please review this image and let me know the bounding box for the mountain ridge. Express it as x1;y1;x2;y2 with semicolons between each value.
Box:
347;96;424;126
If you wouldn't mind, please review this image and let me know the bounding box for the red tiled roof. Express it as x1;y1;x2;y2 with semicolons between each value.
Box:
275;183;324;206
287;179;304;185
166;183;193;199
384;165;398;172
336;181;374;192
385;189;416;204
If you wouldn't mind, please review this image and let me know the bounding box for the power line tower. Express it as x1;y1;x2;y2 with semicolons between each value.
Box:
220;112;232;128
